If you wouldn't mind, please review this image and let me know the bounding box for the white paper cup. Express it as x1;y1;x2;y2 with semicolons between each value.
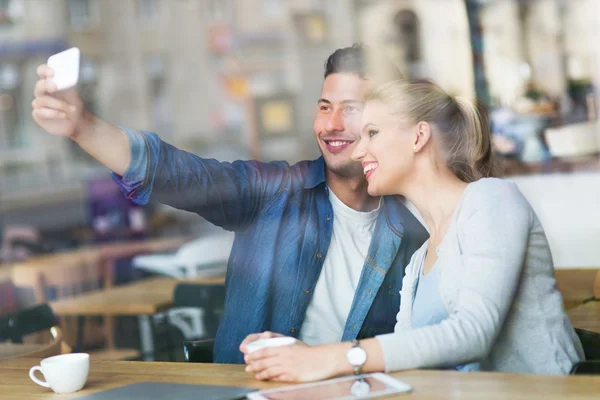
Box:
29;353;89;394
246;337;297;354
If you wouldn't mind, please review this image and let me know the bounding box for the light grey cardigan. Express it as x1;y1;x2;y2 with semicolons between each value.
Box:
376;178;584;374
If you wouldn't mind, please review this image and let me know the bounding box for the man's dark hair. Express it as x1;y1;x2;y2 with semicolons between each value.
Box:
324;43;368;79
324;43;403;82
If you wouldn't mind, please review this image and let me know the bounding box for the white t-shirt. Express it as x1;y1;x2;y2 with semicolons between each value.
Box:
299;189;380;345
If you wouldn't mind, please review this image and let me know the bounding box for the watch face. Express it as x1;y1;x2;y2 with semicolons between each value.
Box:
347;347;367;366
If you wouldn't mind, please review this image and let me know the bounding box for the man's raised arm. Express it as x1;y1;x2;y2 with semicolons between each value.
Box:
32;64;288;231
32;64;131;176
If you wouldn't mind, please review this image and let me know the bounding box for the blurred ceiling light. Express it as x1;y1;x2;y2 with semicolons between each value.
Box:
0;64;19;90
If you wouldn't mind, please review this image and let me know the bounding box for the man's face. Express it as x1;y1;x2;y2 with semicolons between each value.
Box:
313;73;373;178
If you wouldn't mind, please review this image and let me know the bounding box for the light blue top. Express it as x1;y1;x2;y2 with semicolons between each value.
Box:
412;254;480;371
411;258;445;329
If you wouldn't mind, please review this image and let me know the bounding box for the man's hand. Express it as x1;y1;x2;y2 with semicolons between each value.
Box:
239;331;284;356
30;64;131;175
32;64;86;140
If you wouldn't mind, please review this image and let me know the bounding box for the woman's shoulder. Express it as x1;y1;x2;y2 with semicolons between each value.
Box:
459;178;533;221
465;178;529;208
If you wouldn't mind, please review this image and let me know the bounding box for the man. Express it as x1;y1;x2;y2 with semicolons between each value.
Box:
32;44;428;363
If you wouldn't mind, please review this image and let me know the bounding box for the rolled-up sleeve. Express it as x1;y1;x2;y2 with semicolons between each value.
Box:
109;127;288;231
111;127;157;205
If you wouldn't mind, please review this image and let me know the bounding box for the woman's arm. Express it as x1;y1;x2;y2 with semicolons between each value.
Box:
244;338;386;382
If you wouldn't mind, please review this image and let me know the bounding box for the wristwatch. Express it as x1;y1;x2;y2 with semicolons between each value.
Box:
346;339;367;375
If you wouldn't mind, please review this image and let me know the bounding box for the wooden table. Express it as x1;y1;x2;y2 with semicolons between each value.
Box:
49;277;226;360
568;302;600;333
2;358;600;399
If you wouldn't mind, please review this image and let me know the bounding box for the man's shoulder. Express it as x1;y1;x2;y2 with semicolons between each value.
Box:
287;158;324;171
286;158;326;188
236;158;325;194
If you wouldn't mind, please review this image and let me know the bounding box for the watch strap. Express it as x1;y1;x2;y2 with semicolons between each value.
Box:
351;339;363;375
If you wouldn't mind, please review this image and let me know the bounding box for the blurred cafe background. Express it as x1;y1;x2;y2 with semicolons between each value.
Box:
0;0;599;362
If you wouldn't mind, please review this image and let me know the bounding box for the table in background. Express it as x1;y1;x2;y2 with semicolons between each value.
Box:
555;268;600;310
11;236;191;293
568;302;600;333
10;236;192;350
2;358;600;399
49;277;226;360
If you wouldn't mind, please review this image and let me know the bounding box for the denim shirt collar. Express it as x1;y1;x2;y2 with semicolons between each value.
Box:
303;157;327;189
381;196;407;239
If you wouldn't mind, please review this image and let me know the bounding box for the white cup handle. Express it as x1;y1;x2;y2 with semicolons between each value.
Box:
29;366;50;388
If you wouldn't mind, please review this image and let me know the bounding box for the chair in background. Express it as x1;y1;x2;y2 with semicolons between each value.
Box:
2;326;65;360
0;304;58;343
134;233;232;341
10;257;139;361
570;328;600;375
0;304;70;359
183;338;215;363
178;282;226;364
11;253;102;346
173;283;226;339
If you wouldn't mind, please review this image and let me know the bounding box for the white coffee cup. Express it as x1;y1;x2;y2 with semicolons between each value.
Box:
29;353;90;394
246;337;297;354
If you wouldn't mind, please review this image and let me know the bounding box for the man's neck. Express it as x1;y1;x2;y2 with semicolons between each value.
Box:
326;170;380;212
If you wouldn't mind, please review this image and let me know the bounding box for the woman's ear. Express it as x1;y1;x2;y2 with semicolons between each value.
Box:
413;121;432;152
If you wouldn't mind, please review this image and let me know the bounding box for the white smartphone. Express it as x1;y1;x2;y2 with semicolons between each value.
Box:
47;47;80;91
247;373;412;400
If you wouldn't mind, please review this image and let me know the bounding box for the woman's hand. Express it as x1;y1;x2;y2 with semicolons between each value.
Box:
239;331;285;356
244;343;338;383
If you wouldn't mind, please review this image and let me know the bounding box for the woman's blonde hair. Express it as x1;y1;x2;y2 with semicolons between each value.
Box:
368;79;499;182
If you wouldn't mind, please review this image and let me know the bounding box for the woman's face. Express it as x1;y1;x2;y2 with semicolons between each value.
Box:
352;100;417;196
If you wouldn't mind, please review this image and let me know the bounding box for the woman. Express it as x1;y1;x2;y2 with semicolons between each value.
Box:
241;79;584;382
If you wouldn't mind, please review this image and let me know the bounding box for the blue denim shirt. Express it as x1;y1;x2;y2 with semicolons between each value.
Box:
112;128;428;364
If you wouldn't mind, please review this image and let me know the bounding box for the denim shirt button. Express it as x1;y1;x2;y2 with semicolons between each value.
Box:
289;328;296;333
316;253;322;259
304;289;310;294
